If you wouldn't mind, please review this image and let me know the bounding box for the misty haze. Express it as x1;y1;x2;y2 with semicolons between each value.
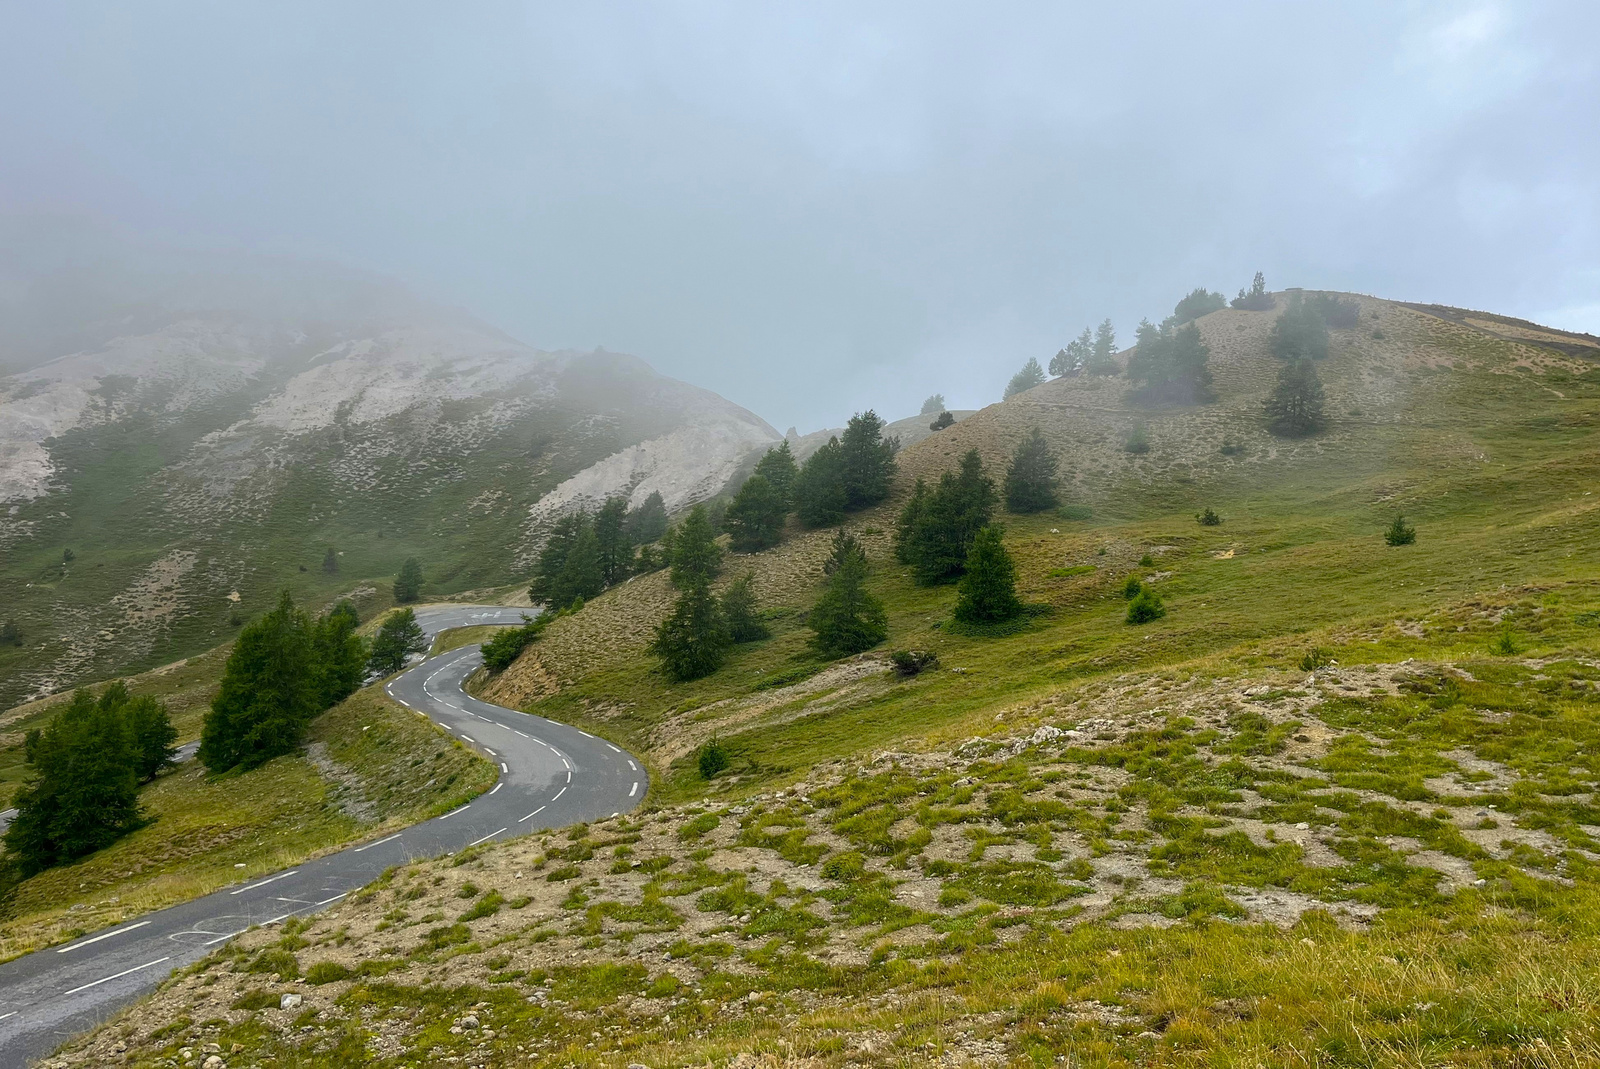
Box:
2;5;1600;1068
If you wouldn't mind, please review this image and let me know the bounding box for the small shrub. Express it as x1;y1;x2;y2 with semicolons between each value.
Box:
1299;647;1331;671
1384;515;1416;546
679;812;721;841
1122;575;1143;600
698;738;730;779
1197;508;1222;526
1491;628;1520;656
460;889;505;921
1138;554;1155;567
420;924;471;950
1123;427;1151;454
821;851;867;881
1372;328;1386;340
1219;438;1243;456
231;989;279;1010
305;962;353;985
456;881;480;899
889;649;938;677
1126;589;1166;625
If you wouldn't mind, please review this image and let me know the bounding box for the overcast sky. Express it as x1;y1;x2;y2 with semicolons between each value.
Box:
2;2;1596;430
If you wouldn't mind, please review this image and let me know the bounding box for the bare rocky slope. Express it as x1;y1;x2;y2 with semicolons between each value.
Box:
0;232;777;707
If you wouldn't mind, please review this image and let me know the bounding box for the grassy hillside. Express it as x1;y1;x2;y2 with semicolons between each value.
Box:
48;294;1600;1067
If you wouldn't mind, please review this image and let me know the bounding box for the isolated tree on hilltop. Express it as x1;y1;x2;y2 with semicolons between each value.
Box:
752;441;798;509
793;438;848;527
725;474;787;553
1004;428;1061;513
1173;287;1226;324
1232;271;1275;311
921;393;946;415
393;557;424;603
953;526;1024;625
1005;358;1046;398
201;591;320;773
1127;319;1215;406
1265;358;1328;438
839;410;898;510
1088;320;1119;374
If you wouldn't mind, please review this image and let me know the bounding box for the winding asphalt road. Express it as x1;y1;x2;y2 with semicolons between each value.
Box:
0;605;646;1067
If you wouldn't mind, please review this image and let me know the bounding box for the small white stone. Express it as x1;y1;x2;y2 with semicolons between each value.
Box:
280;993;303;1010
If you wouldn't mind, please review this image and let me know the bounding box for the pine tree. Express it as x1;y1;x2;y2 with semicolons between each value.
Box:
652;581;732;682
624;491;669;545
121;689;178;783
1268;292;1330;361
312;600;368;709
808;543;887;658
721;573;769;643
1003;428;1060;513
793;438;848;527
920;393;946;415
724;474;787;553
4;688;143;876
896;450;996;584
1384;514;1417;546
1173;287;1226;323
823;528;864;575
1265;357;1327;437
953;527;1023;625
752;441;798;509
670;504;723;589
594;496;633;587
894;478;929;564
481;614;546;673
840;410;897;510
1005;357;1046;398
366;606;428;677
322;547;338;574
1231;271;1275;311
1127;320;1215;405
532;512;604;606
200;591;320;773
929;411;955;431
1050;327;1093;377
1089;319;1118;374
393;558;424;603
1126;588;1167;624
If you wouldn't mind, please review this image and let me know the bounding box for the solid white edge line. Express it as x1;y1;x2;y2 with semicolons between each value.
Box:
57;920;151;953
489;783;502;795
230;870;298;895
520;806;546;821
63;956;171;996
354;833;402;853
468;827;507;847
440;804;470;819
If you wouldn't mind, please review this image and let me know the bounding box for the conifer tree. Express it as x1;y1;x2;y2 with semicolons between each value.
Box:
840;410;897;510
594;496;633;587
1265;357;1327;437
532;512;604;606
1089;319;1119;374
393;557;424;603
793;437;848;527
752;441;798;509
481;614;546;673
929;411;955;431
1051;327;1093;377
1003;428;1060;513
823;528;865;575
5;688;143;876
122;689;178;783
624;491;669;545
652;581;732;681
920;393;946;415
1005;357;1046;398
1268;292;1330;361
669;504;723;589
1127;320;1215;405
895;449;996;584
1384;514;1417;546
1173;287;1226;323
366;606;427;677
894;479;929;564
724;474;787;553
312;600;368;709
1232;271;1275;311
808;543;887;658
201;591;320;773
720;573;769;643
953;526;1023;625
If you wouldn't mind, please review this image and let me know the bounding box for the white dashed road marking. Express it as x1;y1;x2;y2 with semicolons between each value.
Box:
57;921;151;954
64;957;171;996
468;828;507;847
354;833;402;853
230;871;298;895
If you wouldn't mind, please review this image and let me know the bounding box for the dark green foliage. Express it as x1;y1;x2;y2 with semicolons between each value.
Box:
1088;319;1118;374
312;600;367;710
1005;358;1046;398
823;528;864;576
1385;515;1417;546
752;441;798;509
720;573;769;643
0;620;20;646
839;410;897;510
808;540;888;658
1052;327;1093;377
698;739;731;779
594;496;633;587
1058;504;1093;521
895;450;996;584
1219;437;1243;456
669;505;722;590
1198;508;1222;526
98;681;178;784
481;613;547;673
1299;647;1332;671
1232;271;1275;311
393;557;423;603
920;394;945;415
953;527;1023;625
1173;287;1226;323
322;547;338;574
1266;357;1328;437
200;591;321;773
929;410;955;431
531;512;604;606
1268;292;1330;361
1128;319;1215;405
1122;575;1144;599
61;548;74;563
1124;426;1151;453
366;606;427;677
652;581;732;682
5;688;144;876
1126;588;1166;624
889;649;938;677
1003;427;1060;513
793;437;847;527
1307;292;1361;329
624;491;669;545
724;474;787;553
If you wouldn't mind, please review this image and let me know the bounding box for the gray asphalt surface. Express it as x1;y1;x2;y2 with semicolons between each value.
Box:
0;605;645;1066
